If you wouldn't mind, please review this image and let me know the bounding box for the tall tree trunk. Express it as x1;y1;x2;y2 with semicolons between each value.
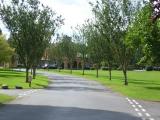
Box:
96;64;99;78
82;67;85;75
108;64;112;80
109;68;112;80
82;61;85;75
123;69;128;85
33;67;36;79
26;68;29;83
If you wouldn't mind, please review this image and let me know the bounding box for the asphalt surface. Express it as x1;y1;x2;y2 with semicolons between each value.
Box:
0;72;159;120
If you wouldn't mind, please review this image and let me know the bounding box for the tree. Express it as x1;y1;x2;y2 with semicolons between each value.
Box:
84;21;104;78
112;0;139;85
127;2;160;66
89;0;140;85
48;42;63;72
0;0;63;82
59;35;77;74
72;25;87;75
90;0;116;80
0;35;13;63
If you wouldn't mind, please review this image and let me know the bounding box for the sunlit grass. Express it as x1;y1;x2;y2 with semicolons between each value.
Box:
0;94;14;104
0;69;49;89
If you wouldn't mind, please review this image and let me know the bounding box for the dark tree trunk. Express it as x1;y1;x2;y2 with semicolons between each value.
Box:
123;69;128;85
96;64;99;78
109;68;112;80
31;68;33;75
82;61;85;75
82;67;85;75
33;67;36;79
108;64;112;80
26;68;29;83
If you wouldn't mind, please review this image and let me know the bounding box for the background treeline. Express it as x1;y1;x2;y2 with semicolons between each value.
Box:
47;0;160;85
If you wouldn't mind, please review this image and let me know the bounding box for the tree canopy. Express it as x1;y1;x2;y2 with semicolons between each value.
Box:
0;35;13;63
0;0;63;82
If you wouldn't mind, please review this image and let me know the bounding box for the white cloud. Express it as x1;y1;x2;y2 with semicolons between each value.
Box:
39;0;94;35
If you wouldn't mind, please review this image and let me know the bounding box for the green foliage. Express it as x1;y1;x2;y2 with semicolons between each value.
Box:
86;24;103;64
86;0;140;84
72;25;88;61
0;0;63;81
127;3;160;65
59;35;77;61
0;35;13;63
48;42;63;69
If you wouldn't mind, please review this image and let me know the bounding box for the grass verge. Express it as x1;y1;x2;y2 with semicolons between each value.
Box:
0;94;15;105
41;69;160;101
0;69;49;89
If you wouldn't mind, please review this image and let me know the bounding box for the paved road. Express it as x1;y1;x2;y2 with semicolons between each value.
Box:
0;73;158;120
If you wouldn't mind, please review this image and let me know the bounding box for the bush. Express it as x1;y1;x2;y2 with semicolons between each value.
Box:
17;64;24;68
145;66;153;71
90;67;95;70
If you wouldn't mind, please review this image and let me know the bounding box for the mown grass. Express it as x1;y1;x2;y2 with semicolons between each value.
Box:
42;69;160;101
0;69;49;89
0;94;15;104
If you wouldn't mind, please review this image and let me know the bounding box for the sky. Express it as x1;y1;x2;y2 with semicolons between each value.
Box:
39;0;94;35
0;0;95;38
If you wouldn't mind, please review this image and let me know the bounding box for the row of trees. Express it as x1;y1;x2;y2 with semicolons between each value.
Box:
48;0;160;86
0;0;63;82
0;0;159;86
82;0;140;85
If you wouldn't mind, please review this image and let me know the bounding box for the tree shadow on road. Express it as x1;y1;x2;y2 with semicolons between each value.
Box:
0;104;141;120
45;86;109;92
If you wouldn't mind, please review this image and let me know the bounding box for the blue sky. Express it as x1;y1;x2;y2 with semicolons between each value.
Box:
0;0;95;38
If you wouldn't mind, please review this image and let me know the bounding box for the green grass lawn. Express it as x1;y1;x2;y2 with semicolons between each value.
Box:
0;69;49;89
0;94;15;104
42;69;160;101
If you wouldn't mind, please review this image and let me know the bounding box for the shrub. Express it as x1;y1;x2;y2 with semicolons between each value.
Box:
145;66;153;71
90;67;95;70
